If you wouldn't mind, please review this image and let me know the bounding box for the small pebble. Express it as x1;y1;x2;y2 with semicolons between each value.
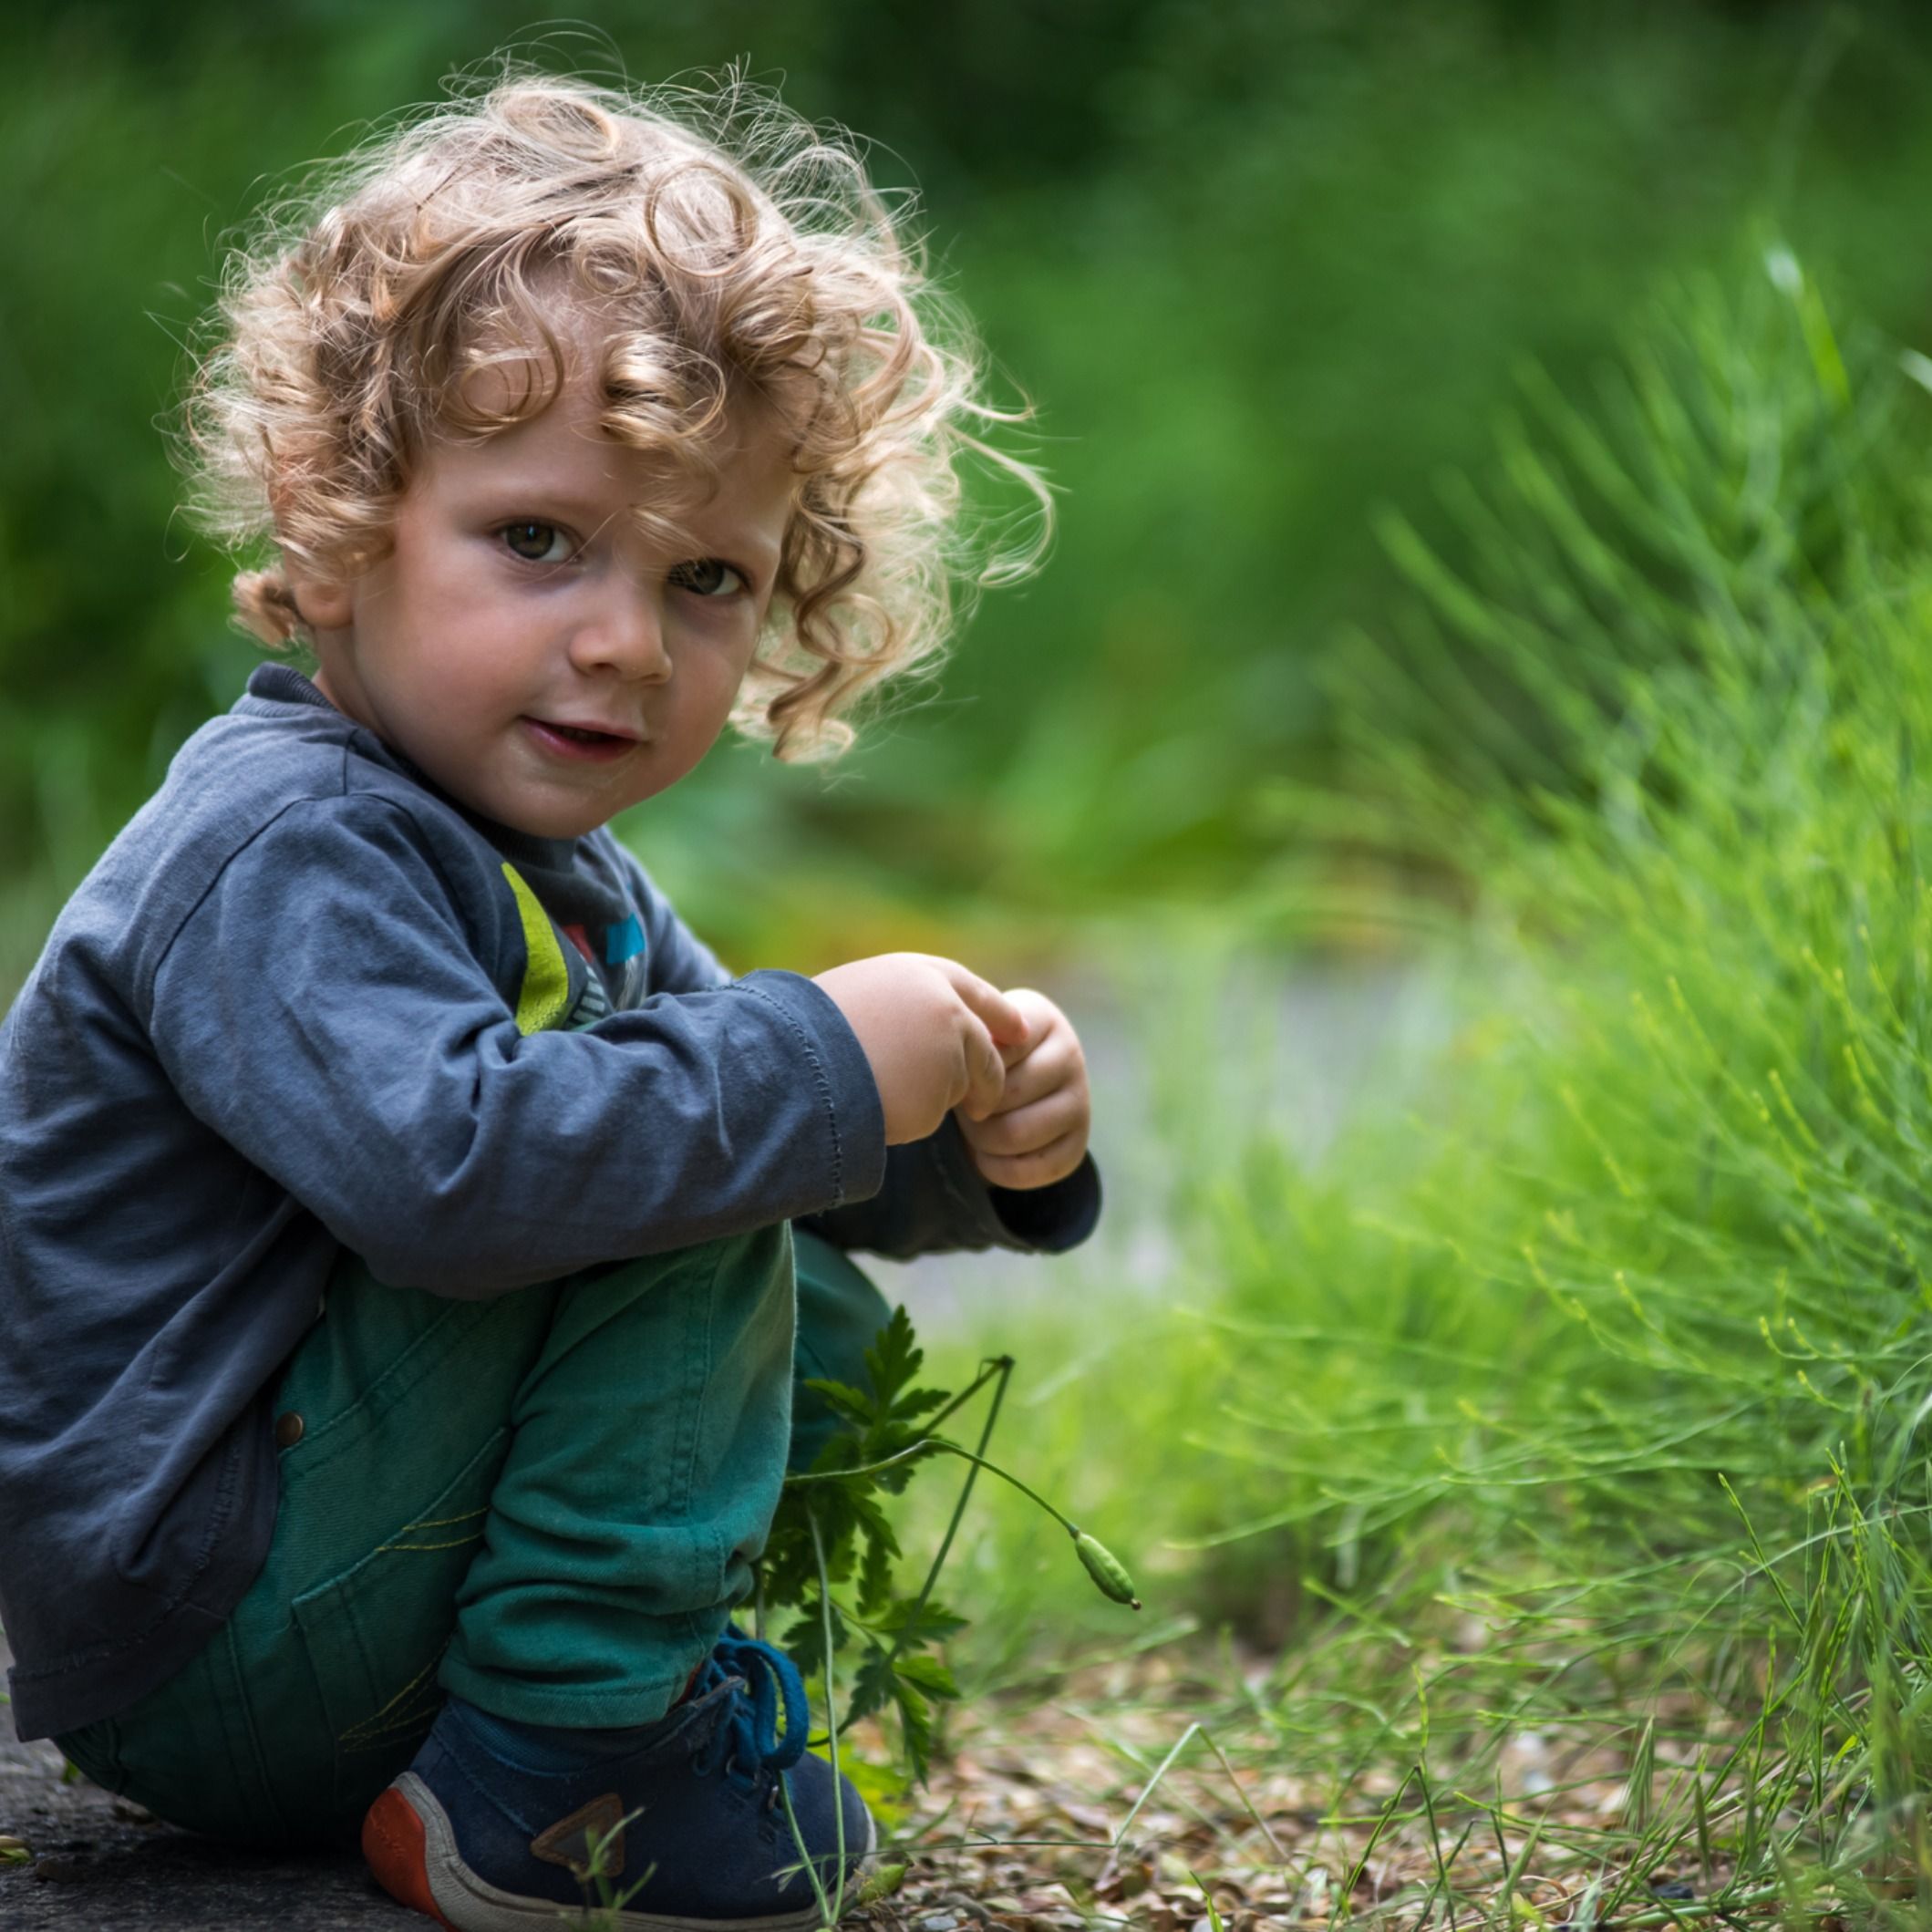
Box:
1648;1880;1696;1900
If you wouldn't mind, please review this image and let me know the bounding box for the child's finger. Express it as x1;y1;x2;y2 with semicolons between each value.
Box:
962;1017;1007;1121
966;1124;1088;1191
964;1086;1084;1156
977;1040;1059;1114
994;987;1059;1068
941;960;1031;1051
984;1007;1080;1110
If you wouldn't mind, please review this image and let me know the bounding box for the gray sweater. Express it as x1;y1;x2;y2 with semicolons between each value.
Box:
0;665;1099;1741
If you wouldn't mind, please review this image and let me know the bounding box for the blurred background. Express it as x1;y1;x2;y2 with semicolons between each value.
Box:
12;5;1932;1906
6;0;1932;980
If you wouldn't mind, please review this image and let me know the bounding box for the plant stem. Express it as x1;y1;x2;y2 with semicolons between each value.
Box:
779;1779;836;1931
920;1353;1014;1438
810;1505;848;1927
881;1357;1013;1680
788;1433;1078;1534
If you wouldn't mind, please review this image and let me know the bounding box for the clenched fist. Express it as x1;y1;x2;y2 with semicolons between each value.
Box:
953;987;1090;1191
811;953;1028;1146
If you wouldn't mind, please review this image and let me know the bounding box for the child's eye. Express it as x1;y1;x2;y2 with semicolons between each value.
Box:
667;558;747;598
501;522;573;564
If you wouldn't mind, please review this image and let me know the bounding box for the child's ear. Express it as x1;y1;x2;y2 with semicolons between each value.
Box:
284;570;354;633
268;484;356;631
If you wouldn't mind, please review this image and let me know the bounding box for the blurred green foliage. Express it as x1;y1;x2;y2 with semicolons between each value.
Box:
928;254;1932;1913
7;0;1932;968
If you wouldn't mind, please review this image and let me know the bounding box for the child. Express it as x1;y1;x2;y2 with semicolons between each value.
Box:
0;69;1100;1928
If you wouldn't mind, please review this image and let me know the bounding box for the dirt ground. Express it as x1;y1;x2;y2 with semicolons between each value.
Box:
0;1623;1382;1932
0;1617;399;1928
0;1629;1277;1931
0;1732;399;1929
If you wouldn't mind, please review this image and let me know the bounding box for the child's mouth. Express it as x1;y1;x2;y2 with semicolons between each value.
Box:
523;718;640;762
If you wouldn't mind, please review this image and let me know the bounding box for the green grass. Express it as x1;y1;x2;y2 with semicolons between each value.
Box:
913;253;1932;1925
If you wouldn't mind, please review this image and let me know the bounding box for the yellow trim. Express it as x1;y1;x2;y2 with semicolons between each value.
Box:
394;1505;490;1534
338;1647;446;1744
502;863;571;1035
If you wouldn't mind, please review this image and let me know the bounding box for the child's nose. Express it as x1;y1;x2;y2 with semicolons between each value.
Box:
570;585;671;681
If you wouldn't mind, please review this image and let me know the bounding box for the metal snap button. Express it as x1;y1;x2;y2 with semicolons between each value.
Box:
274;1411;305;1449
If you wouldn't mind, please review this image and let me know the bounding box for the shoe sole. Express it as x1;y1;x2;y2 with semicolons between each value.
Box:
365;1770;876;1931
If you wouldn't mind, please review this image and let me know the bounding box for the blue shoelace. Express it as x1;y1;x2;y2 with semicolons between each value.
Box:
690;1627;809;1782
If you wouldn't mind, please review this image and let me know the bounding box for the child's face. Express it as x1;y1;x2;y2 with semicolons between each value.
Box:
292;355;797;841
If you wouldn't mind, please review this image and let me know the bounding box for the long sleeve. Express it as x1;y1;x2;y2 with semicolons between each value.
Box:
598;837;1104;1260
796;1114;1102;1259
147;795;887;1297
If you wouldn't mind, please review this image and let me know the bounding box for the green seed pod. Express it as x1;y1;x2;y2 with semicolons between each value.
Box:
1071;1526;1142;1609
858;1862;909;1906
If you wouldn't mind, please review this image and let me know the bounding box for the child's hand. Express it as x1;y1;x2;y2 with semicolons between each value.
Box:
952;988;1090;1191
813;954;1029;1145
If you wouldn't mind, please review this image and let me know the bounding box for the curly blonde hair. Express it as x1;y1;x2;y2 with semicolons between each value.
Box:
182;67;1047;759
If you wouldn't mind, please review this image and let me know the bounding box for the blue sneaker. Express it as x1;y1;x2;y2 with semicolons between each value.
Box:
363;1629;874;1929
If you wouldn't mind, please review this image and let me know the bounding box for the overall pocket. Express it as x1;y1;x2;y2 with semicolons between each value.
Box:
289;1422;510;1823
